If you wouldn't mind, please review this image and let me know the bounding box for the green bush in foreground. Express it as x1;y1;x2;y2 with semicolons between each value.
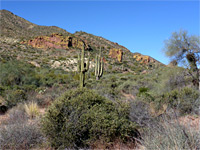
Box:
158;87;200;115
41;88;139;149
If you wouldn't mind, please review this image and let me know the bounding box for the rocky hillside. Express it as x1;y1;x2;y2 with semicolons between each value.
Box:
0;9;164;74
0;9;70;38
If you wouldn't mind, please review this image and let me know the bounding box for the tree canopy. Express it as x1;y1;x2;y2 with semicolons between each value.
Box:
164;30;200;66
164;30;200;89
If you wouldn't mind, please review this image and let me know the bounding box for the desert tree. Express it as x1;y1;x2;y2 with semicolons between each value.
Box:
164;30;200;90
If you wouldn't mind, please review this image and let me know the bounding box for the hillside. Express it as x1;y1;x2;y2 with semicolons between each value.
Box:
0;9;70;38
0;9;163;74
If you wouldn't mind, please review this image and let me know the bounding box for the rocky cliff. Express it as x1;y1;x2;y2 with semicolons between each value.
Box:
21;33;90;50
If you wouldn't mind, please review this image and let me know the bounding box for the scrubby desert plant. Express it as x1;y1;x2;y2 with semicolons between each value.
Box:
41;88;139;149
5;106;28;124
142;116;200;150
156;87;200;115
0;105;44;149
5;89;27;108
0;122;44;149
24;101;39;119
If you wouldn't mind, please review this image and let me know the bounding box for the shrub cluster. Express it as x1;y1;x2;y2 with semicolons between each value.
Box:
155;87;200;115
0;106;44;149
41;88;139;149
0;60;76;108
142;116;200;150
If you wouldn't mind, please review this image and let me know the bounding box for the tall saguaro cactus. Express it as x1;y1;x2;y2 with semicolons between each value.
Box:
95;47;104;80
77;45;90;88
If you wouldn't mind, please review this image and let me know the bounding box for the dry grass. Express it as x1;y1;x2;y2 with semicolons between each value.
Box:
141;115;200;150
24;101;39;119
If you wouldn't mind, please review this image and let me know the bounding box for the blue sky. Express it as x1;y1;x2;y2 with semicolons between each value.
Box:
1;1;199;64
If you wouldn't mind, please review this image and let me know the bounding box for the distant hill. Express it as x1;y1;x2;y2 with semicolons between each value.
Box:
0;9;164;73
0;9;70;38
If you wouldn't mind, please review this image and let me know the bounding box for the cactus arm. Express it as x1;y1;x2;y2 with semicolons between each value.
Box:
100;58;103;77
95;55;98;76
81;45;85;73
86;52;90;71
77;53;81;72
95;47;104;80
97;56;100;76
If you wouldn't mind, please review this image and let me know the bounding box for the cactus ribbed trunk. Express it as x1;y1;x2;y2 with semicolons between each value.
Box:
95;47;103;80
77;45;89;89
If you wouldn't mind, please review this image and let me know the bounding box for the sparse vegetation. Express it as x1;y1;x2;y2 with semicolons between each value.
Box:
0;9;199;150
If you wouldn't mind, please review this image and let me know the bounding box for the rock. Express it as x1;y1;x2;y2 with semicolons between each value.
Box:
52;61;61;68
21;33;90;50
28;61;41;68
109;48;123;62
133;53;156;64
0;37;19;44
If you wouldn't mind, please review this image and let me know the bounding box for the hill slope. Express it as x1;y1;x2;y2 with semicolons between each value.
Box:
0;9;70;38
0;9;164;74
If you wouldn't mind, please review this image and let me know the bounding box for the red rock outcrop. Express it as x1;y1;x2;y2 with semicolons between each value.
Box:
133;53;156;64
21;33;89;50
109;48;123;62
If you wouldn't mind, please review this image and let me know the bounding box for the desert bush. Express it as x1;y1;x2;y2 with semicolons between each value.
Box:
41;88;139;149
142;116;200;150
24;101;39;119
0;121;44;149
5;106;28;124
129;100;155;127
151;67;189;95
136;87;200;115
92;74;122;100
36;69;70;87
0;85;5;96
0;60;38;87
0;104;44;149
5;89;27;108
156;87;200;115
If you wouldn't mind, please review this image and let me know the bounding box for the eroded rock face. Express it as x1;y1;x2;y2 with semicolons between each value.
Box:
109;48;123;62
21;33;89;50
133;53;155;64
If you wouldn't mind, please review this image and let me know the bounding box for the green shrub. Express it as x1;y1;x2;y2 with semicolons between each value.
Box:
154;87;200;115
138;87;149;95
167;87;200;114
41;88;139;149
0;85;5;96
5;89;27;108
0;61;37;87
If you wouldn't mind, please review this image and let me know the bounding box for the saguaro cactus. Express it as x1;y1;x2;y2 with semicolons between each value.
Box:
77;45;90;88
95;47;104;80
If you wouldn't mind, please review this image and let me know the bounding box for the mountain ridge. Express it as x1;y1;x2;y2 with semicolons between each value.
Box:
0;9;164;73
